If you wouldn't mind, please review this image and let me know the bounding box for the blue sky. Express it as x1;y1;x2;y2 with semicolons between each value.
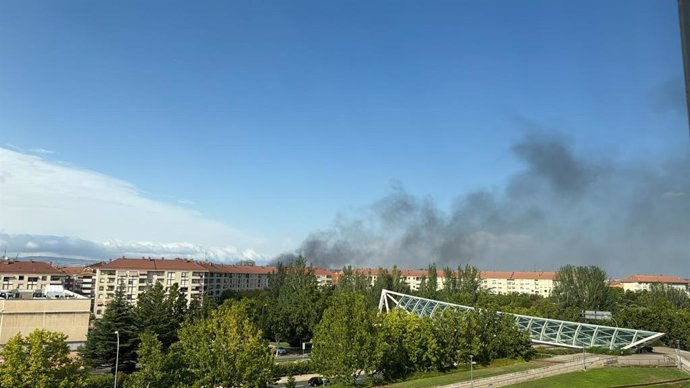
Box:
1;1;688;273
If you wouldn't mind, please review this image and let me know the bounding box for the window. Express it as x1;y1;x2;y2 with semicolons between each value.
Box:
41;275;47;281
18;276;24;280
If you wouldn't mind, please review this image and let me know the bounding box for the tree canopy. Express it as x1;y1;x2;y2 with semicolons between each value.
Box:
176;302;274;387
81;284;137;369
0;330;87;388
311;292;382;385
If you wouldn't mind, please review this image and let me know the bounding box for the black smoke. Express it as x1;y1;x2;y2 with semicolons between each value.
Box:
284;130;690;276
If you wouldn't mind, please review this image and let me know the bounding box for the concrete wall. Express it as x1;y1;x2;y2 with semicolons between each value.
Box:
0;298;91;345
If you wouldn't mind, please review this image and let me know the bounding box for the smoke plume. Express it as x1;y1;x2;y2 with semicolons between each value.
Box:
287;130;690;276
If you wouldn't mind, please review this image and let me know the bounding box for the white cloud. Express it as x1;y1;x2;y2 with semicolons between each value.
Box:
28;148;54;155
661;191;686;198
0;148;271;262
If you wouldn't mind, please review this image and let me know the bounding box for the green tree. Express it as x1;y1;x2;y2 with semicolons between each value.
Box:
551;265;612;311
0;329;87;388
434;308;478;368
125;333;170;388
367;267;411;308
418;263;438;299
390;266;411;294
378;309;414;379
132;282;187;349
456;265;482;304
645;283;690;309
336;266;370;294
402;314;444;372
185;294;217;322
311;292;382;385
81;284;137;369
176;302;274;387
268;256;321;346
440;266;456;301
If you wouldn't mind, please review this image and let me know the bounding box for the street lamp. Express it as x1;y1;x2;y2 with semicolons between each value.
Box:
469;354;475;388
114;330;120;388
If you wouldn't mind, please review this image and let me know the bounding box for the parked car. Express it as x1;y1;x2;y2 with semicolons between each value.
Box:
307;377;324;386
276;346;287;355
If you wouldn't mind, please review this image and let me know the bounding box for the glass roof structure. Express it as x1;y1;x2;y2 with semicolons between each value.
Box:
378;289;664;350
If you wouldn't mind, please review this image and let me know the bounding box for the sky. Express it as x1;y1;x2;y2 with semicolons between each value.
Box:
0;0;688;276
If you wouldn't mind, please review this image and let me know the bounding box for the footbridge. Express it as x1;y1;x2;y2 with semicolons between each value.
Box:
378;289;664;350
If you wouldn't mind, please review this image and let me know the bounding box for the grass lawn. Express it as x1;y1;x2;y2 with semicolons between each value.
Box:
508;367;690;387
382;358;550;388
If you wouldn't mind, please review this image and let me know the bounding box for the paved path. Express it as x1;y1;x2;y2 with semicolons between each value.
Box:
439;354;613;388
273;374;321;388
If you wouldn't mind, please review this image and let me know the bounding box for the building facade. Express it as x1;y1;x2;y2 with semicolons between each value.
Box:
0;260;66;291
480;271;556;296
93;258;211;318
620;274;690;293
201;262;275;298
0;286;90;349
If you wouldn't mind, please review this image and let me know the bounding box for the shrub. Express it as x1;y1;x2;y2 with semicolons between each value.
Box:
273;360;315;378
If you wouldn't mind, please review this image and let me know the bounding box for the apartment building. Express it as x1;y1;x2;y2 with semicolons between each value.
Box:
62;263;102;297
314;268;336;287
333;267;557;295
620;274;690;293
201;262;275;298
0;260;66;290
340;268;445;291
480;271;556;296
93;257;210;318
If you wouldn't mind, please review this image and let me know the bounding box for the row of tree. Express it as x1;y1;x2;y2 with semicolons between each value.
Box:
311;292;534;384
2;258;687;387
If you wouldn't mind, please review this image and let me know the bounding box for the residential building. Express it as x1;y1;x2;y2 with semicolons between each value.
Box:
620;274;690;293
200;262;275;298
480;271;556;296
333;267;557;295
93;257;210;318
314;268;336;287
0;285;90;349
0;259;66;291
62;264;100;297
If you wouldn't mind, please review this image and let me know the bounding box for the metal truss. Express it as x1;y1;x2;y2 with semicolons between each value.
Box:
378;289;664;350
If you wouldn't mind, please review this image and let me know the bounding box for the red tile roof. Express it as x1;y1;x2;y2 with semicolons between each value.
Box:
313;268;335;276
100;258;209;271
200;262;276;274
481;271;556;281
0;260;65;275
608;280;623;288
621;274;689;284
61;266;86;275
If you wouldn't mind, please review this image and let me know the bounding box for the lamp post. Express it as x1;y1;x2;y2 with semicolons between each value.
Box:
677;339;682;371
469;354;475;388
114;330;120;388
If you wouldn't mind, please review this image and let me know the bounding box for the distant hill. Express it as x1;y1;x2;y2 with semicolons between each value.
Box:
15;256;101;267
